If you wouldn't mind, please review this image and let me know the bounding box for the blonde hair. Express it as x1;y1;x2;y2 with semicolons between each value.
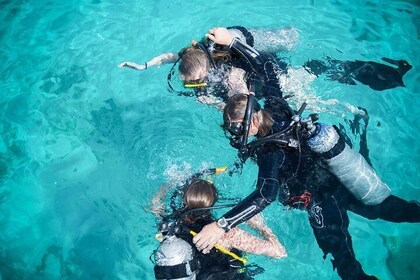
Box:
179;46;210;82
223;94;274;137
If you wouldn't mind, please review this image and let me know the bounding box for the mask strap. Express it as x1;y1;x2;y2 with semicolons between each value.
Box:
167;56;182;92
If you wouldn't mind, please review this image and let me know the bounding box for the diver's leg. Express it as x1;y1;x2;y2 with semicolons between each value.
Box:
349;195;420;223
309;195;376;280
302;59;329;76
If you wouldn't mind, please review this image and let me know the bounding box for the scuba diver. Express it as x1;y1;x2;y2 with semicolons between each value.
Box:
150;168;286;280
119;26;287;108
119;26;412;107
191;94;420;280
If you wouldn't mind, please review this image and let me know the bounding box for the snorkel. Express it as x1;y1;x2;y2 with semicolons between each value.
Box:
226;92;261;162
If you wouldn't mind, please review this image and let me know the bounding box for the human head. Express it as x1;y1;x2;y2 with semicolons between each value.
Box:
223;94;273;138
183;179;217;209
179;46;211;84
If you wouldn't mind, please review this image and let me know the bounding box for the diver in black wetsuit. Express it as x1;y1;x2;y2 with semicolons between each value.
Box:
192;94;420;280
119;26;287;107
119;26;412;105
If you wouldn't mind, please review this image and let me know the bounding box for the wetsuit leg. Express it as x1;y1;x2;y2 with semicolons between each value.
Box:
303;58;412;91
308;194;376;280
348;195;420;223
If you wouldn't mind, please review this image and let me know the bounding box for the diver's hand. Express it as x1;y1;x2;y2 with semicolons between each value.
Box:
193;222;225;254
118;61;147;71
206;27;234;46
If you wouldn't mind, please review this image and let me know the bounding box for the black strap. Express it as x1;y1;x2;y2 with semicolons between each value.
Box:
154;259;198;279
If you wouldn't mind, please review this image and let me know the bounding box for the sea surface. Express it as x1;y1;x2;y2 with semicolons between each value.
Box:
0;0;419;279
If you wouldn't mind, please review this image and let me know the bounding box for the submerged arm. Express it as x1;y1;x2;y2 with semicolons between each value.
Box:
119;53;179;71
148;184;171;218
219;214;286;258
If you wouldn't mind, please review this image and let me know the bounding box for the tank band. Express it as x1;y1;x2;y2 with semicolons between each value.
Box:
154;259;198;279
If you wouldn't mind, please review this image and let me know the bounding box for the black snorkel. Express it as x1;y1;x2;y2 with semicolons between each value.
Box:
239;93;260;161
226;90;261;162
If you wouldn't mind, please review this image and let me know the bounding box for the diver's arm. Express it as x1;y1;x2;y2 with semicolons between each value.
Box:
118;53;179;71
148;184;171;218
193;150;286;253
218;177;279;230
206;27;263;71
247;214;287;258
218;150;285;230
219;214;286;258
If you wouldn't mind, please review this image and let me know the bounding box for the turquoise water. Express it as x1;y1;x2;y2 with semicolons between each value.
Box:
0;0;419;279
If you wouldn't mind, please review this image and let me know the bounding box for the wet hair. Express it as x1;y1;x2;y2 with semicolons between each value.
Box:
223;94;273;137
183;179;217;209
178;46;210;82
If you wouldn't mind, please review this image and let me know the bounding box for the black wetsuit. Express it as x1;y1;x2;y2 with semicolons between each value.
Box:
178;215;250;280
219;112;420;279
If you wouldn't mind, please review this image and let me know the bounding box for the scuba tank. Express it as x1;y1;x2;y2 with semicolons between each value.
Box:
307;123;391;205
154;235;198;280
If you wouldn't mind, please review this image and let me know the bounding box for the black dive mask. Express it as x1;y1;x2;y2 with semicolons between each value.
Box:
226;122;243;136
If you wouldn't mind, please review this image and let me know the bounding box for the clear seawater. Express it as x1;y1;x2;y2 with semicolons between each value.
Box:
0;0;419;279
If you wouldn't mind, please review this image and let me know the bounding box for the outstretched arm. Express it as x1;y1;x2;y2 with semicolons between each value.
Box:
219;214;286;258
148;184;171;218
119;53;179;71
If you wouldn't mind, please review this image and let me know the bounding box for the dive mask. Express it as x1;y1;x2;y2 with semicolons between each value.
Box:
183;78;208;89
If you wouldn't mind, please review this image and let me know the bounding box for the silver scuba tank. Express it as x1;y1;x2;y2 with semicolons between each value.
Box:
154;235;197;280
307;123;391;205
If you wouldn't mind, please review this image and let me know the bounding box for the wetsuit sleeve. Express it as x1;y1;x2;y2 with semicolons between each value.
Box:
229;39;284;98
220;150;288;230
229;38;263;73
